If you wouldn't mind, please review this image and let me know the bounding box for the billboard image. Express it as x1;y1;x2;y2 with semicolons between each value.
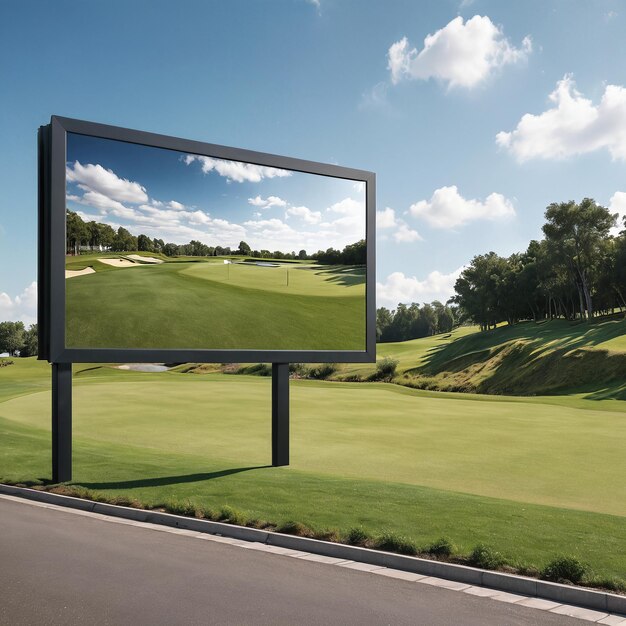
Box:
62;131;369;352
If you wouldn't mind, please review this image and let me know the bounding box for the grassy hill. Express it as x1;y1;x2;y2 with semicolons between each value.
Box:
335;317;626;400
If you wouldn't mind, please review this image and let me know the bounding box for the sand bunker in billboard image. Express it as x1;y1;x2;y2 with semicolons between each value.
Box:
65;267;96;279
98;257;138;267
64;257;366;350
125;255;164;264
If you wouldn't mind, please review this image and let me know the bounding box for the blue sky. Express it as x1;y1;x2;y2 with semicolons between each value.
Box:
1;0;626;324
66;133;365;254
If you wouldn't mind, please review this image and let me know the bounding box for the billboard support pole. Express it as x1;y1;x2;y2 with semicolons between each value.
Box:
271;363;289;466
52;362;72;483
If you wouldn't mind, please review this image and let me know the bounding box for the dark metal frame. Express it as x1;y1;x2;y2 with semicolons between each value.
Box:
38;116;376;482
39;115;376;365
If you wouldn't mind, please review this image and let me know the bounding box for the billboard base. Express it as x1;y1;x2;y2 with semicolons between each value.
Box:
50;362;291;482
272;363;289;466
52;362;72;483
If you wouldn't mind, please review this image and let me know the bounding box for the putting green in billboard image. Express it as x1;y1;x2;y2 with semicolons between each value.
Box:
65;133;366;350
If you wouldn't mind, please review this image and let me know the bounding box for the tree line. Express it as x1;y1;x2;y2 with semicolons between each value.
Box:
0;322;37;357
452;199;626;329
376;301;456;342
66;211;366;264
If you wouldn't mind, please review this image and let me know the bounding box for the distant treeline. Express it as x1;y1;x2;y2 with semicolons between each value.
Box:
452;199;626;329
66;211;365;264
0;322;37;357
377;301;456;342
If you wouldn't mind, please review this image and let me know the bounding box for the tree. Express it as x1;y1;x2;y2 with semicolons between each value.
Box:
66;211;89;254
342;239;366;265
137;234;154;252
453;252;510;330
111;227;137;252
298;249;307;260
431;301;454;333
543;199;616;320
238;240;251;255
376;307;393;341
98;223;116;250
314;240;366;265
86;221;101;250
413;303;437;337
0;321;25;356
20;324;38;357
163;243;179;257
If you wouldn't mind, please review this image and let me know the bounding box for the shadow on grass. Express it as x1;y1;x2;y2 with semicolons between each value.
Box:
75;465;270;490
423;317;626;374
299;265;366;288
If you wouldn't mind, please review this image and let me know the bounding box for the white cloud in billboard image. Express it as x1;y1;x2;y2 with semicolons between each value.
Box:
65;142;365;255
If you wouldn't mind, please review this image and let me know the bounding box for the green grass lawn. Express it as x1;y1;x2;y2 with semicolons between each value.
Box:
65;258;365;350
1;358;624;581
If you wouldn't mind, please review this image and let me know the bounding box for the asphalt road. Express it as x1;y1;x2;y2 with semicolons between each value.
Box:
0;497;586;625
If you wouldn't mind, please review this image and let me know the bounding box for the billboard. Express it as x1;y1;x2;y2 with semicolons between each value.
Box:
39;117;376;363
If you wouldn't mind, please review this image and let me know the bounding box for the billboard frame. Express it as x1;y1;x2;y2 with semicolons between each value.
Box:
39;115;376;364
38;116;376;482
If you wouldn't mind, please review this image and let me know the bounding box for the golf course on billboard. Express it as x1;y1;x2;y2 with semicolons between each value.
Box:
63;132;367;351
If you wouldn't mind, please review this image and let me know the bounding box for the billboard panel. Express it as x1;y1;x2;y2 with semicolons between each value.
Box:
40;117;375;363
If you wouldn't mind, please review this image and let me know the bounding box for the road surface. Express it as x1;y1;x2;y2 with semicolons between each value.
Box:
0;496;588;625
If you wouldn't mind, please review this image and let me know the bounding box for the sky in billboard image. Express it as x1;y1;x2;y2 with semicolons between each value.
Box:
64;133;367;351
66;133;365;255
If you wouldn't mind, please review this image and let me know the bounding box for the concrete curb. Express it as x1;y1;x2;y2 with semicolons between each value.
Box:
2;483;624;616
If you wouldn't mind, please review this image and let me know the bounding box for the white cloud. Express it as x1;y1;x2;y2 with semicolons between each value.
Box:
325;197;366;237
78;190;130;214
409;185;515;228
66;161;148;203
188;210;212;226
377;207;397;228
327;197;363;216
285;205;322;224
609;191;626;236
184;155;292;183
393;224;422;242
376;267;464;307
249;196;265;207
243;217;294;235
0;281;37;326
167;200;185;210
388;15;531;89
496;75;626;162
377;207;421;242
248;195;287;208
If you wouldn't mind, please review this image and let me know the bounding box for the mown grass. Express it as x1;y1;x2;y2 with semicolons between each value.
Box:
1;354;624;585
3;361;625;515
1;412;625;585
65;260;365;350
